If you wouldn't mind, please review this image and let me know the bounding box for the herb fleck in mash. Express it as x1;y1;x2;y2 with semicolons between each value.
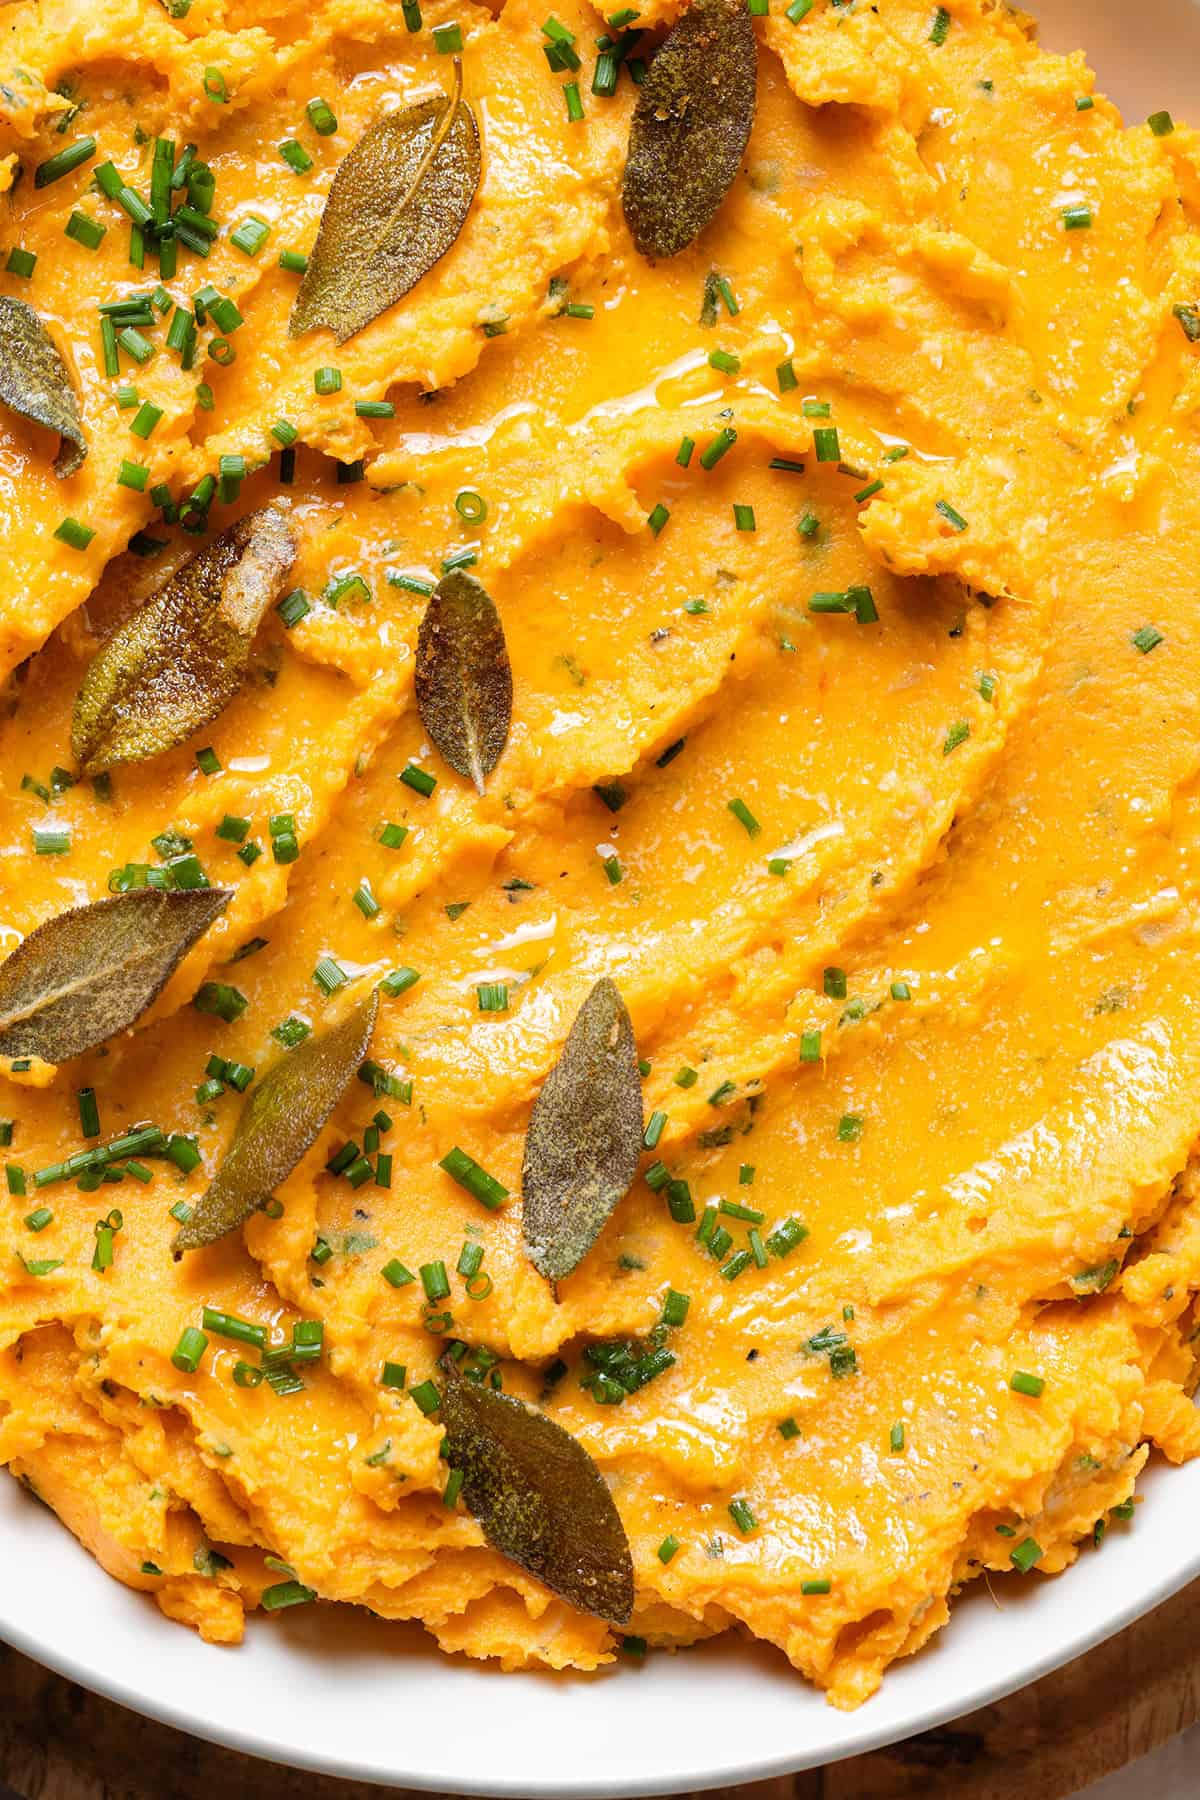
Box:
0;0;1198;1711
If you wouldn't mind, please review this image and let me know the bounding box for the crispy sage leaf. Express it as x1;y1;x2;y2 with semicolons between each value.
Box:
0;888;230;1064
522;978;642;1283
174;990;378;1252
621;0;757;261
414;569;512;794
441;1368;634;1625
0;295;86;478
290;59;480;344
71;506;297;776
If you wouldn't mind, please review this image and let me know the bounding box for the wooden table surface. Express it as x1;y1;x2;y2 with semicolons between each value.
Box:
2;1580;1196;1800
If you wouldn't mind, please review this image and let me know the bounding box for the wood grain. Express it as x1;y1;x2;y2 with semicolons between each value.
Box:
1;1582;1196;1800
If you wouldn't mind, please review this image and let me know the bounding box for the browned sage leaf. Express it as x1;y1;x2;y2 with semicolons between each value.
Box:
414;569;512;794
0;295;86;478
522;979;643;1284
71;506;297;776
0;888;231;1064
621;0;757;261
174;990;379;1253
290;58;480;344
440;1368;634;1625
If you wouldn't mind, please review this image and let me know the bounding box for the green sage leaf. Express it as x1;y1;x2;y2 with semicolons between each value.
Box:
414;568;512;794
0;295;86;478
290;59;480;344
71;505;297;775
621;0;757;261
441;1368;634;1625
0;888;231;1063
174;990;379;1252
522;978;642;1283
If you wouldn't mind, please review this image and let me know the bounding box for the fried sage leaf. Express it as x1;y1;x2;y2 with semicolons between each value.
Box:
414;569;512;794
71;506;297;776
621;0;757;261
0;888;230;1064
522;978;642;1283
174;990;378;1253
441;1368;634;1625
0;295;87;478
290;58;480;344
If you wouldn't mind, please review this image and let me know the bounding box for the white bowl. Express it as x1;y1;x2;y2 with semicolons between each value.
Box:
6;3;1200;1790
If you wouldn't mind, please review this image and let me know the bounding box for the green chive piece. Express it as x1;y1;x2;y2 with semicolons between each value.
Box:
54;518;94;552
935;498;968;532
1010;1369;1045;1397
439;1146;509;1211
171;1325;208;1373
37;135;98;188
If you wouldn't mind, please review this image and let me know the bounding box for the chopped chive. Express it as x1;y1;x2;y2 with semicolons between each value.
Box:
801;1577;831;1595
728;1497;756;1534
231;214;270;257
643;1110;667;1149
65;210;106;250
130;401;163;439
202;1307;267;1350
32;825;71;856
699;426;737;470
708;347;740;375
306;96;339;136
262;1579;316;1609
797;511;819;539
314;365;342;395
1010;1369;1044;1397
564;81;584;121
171;1325;208;1373
400;761;437;797
380;966;420;997
77;1087;101;1139
439;1146;509;1211
36;135;97;188
935;498;968;532
661;1288;690;1327
24;1207;52;1232
1061;203;1093;230
778;1415;800;1439
117;458;151;492
1131;624;1163;654
53;518;94;552
732;503;755;532
356;399;395;419
647;502;670;536
657;1534;680;1563
929;4;950;44
203;66;228;103
277;588;311;628
1010;1537;1042;1573
477;982;509;1012
891;980;911;1001
1148;109;1174;136
313;955;348;996
890;1421;905;1452
410;1379;441;1415
812;425;839;462
727;797;760;836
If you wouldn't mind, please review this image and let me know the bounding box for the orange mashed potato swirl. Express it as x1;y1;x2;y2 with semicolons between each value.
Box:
0;0;1197;1711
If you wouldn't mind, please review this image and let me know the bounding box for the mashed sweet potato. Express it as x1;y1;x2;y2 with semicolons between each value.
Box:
0;0;1198;1710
